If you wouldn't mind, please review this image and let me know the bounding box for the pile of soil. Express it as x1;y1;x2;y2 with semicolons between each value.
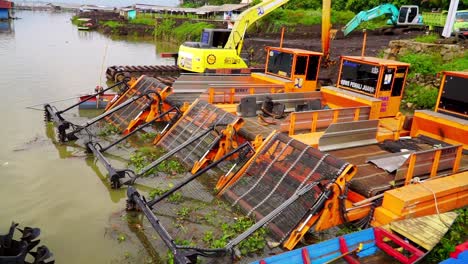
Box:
244;24;426;82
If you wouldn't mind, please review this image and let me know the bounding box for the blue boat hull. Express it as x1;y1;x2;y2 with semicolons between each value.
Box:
253;228;377;264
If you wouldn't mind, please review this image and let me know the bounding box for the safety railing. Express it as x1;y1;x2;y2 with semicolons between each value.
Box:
283;106;371;135
396;145;463;185
200;84;284;104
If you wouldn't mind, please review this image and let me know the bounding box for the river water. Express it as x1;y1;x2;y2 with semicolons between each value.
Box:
0;10;177;263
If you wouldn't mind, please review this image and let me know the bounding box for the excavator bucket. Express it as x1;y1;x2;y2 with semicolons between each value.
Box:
219;133;354;248
155;99;244;172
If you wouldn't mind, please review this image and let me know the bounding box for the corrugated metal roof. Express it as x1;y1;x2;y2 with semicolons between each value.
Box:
343;56;410;66
134;3;247;14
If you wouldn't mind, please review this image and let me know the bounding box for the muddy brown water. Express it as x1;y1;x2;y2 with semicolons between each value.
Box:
0;10;178;263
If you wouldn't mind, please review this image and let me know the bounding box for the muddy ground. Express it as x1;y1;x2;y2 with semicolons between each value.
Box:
244;24;426;82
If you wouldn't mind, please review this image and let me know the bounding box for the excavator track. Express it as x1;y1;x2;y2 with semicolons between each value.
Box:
106;65;180;85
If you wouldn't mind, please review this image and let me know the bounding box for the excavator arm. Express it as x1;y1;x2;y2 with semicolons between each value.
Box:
342;3;399;36
224;0;290;55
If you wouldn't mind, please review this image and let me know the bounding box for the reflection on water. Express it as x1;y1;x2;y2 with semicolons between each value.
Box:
0;20;13;34
0;10;177;263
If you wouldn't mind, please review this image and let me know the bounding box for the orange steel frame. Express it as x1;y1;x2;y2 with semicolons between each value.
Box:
206;86;284;104
410;71;468;150
152;99;246;174
262;47;323;92
434;71;468;119
335;56;409;118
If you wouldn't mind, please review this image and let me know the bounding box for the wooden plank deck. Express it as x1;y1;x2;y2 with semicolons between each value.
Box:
388;212;458;251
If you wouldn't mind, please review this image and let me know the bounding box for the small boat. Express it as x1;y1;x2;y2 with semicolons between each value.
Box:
78;93;117;109
76;18;93;30
441;241;468;264
254;212;458;264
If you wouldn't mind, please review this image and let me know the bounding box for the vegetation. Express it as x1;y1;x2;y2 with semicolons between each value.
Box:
403;84;439;110
413;33;440;43
426;208;468;262
139;132;157;143
128;147;184;176
202;217;267;255
129;17;155;26
182;0;468;13
98;124;120;137
148;187;184;204
154;18;176;40
397;50;468;110
100;20;124;28
155;19;215;43
173;22;215;42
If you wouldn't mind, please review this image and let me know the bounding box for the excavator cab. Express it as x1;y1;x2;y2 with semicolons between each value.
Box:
336;56;409;117
177;28;249;73
397;5;422;25
251;47;323;92
184;29;231;49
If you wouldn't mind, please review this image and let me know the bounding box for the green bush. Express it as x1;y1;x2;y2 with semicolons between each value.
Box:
425;208;468;262
202;217;267;255
173;22;215;42
154;19;176;40
130;17;154;26
442;51;468;71
398;52;443;77
398;50;468;78
100;20;124;28
413;33;440;43
331;10;356;24
403;84;439;110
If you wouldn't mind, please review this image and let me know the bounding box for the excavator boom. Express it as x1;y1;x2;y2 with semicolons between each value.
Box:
225;0;290;54
342;3;399;36
177;0;290;73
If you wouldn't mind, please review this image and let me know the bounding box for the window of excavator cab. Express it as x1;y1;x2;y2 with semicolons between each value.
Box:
212;31;230;48
201;31;210;45
295;56;308;75
391;67;407;97
267;50;293;78
398;8;408;23
408;7;418;22
339;60;379;95
380;67;395;91
306;55;319;81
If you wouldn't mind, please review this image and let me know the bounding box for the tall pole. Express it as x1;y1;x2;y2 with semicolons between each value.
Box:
322;0;331;63
361;29;367;57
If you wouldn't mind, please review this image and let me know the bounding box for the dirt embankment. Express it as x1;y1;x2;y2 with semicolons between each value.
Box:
75;12;426;81
244;24;426;81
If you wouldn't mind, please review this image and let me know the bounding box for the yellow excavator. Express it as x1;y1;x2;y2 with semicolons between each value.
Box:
177;0;292;73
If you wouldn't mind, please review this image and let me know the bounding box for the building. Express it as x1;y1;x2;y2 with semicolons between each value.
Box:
120;8;137;20
0;0;12;20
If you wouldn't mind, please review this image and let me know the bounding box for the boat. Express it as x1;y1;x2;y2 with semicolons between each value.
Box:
78;93;117;109
441;241;468;264
254;212;458;264
76;18;93;30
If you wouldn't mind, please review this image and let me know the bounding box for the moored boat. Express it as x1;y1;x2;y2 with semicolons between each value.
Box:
78;93;117;109
254;212;458;264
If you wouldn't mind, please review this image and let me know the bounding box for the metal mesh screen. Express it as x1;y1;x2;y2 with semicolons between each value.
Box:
104;76;167;131
222;133;348;242
157;100;239;168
